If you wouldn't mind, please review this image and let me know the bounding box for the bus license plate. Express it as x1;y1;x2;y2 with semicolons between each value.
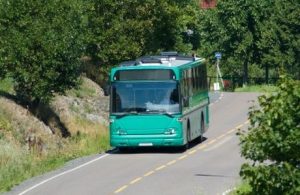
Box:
139;143;153;146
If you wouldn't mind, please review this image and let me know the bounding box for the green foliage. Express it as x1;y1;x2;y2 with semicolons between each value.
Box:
0;77;14;94
81;0;202;86
198;0;300;81
240;163;300;195
1;0;298;102
85;0;200;67
232;182;252;195
0;0;86;103
239;76;300;194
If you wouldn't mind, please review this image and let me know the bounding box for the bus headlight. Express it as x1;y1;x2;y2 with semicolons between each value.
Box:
116;129;127;135
165;128;176;135
176;118;183;122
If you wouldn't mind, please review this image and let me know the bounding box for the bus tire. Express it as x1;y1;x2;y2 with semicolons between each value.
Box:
118;147;130;153
198;118;204;143
185;123;191;150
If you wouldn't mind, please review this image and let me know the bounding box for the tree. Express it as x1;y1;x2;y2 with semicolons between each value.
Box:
85;0;200;66
258;1;300;81
239;76;300;194
198;0;260;81
197;0;300;83
84;0;200;85
0;0;85;104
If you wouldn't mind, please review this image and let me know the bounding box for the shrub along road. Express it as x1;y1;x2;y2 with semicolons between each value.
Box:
7;92;259;195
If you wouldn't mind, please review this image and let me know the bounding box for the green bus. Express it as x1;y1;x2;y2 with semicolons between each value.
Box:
109;52;209;150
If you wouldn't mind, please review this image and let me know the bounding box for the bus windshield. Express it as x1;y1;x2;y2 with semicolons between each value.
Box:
111;81;180;114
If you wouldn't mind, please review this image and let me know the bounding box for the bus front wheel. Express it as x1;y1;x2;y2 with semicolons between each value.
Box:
185;126;191;150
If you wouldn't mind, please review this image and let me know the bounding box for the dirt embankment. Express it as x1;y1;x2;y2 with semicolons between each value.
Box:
0;77;109;153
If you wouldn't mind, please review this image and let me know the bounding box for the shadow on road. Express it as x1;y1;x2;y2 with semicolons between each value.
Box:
107;136;208;154
195;173;236;178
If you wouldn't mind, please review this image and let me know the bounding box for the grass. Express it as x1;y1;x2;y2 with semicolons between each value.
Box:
71;87;96;98
234;84;278;93
0;76;110;193
0;140;30;192
0;129;110;193
67;77;98;98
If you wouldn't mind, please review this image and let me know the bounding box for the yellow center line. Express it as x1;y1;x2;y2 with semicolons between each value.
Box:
167;160;176;166
217;133;226;140
197;144;207;150
178;154;187;160
114;185;128;194
207;139;216;145
188;149;197;155
113;122;250;194
144;170;154;177
130;177;142;184
226;128;235;134
155;165;166;171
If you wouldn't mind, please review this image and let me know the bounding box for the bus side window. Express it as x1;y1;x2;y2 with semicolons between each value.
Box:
183;96;189;107
182;70;189;108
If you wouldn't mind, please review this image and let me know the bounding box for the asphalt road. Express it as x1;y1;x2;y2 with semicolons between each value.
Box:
8;92;259;195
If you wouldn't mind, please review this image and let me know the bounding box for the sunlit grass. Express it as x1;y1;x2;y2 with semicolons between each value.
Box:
0;76;110;193
0;130;109;192
234;85;278;93
67;77;98;98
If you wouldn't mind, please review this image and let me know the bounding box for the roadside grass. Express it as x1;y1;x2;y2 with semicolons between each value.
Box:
0;76;110;192
67;77;98;98
0;129;109;192
234;85;278;93
69;85;96;99
68;115;105;135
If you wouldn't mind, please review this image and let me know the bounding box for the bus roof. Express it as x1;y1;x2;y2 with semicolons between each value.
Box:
116;52;205;68
110;52;206;80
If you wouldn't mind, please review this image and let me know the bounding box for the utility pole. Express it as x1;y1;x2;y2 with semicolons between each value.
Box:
214;52;224;91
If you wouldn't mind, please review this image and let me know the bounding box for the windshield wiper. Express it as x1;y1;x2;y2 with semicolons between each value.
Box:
115;111;139;119
145;110;174;118
161;112;174;118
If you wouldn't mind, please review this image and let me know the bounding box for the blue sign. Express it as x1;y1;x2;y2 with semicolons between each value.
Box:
215;52;222;59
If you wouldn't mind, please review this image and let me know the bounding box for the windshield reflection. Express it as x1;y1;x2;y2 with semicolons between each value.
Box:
111;81;180;114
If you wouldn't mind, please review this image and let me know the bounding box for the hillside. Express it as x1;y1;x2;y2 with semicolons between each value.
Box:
0;77;110;192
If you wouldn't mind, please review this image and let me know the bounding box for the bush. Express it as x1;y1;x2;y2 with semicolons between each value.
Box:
0;0;86;104
239;75;300;194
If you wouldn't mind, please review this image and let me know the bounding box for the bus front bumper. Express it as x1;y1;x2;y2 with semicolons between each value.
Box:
110;136;184;147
